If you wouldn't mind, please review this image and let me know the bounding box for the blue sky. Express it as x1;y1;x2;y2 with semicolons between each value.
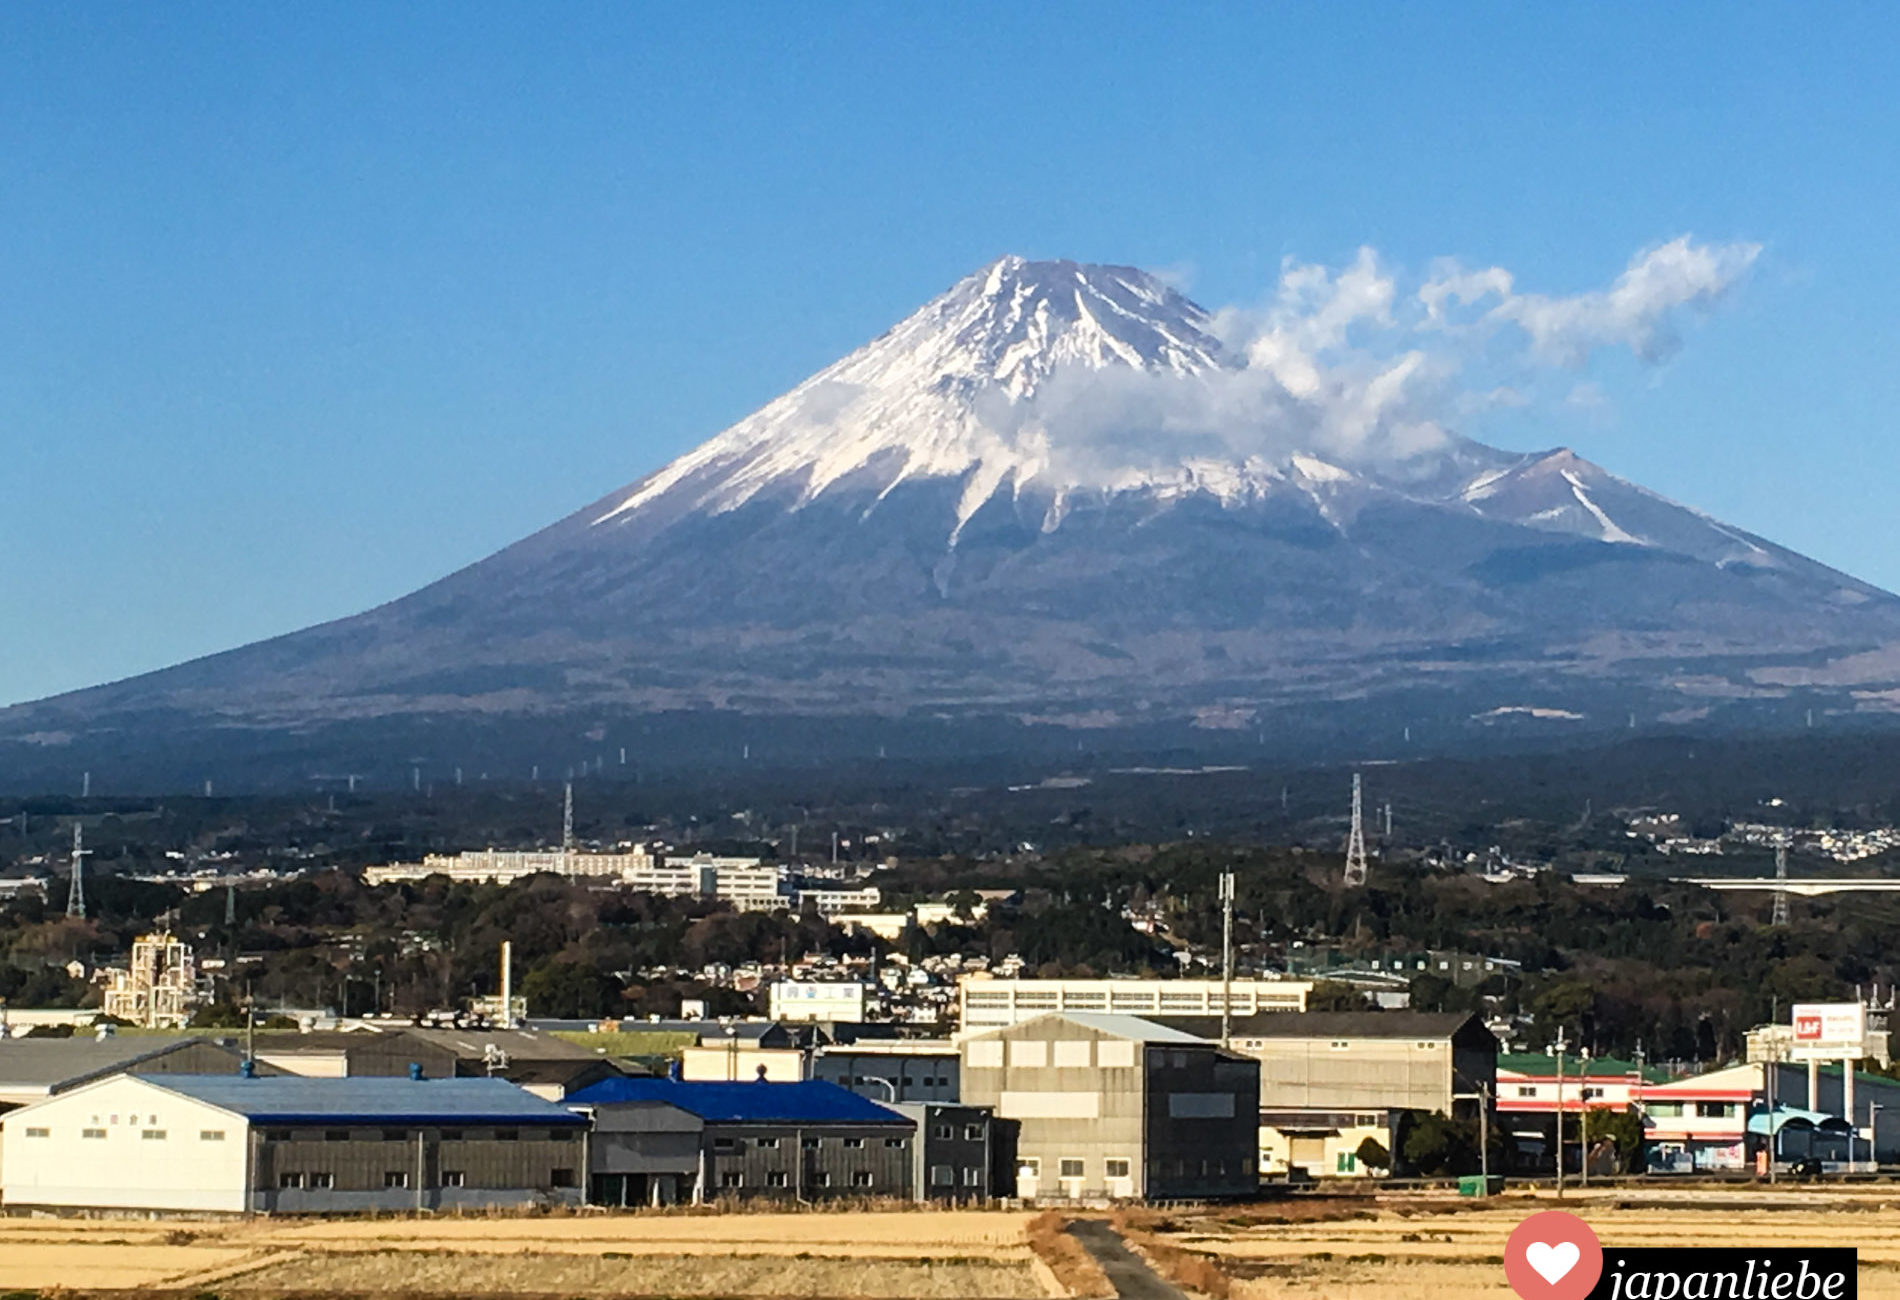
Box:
3;5;1898;705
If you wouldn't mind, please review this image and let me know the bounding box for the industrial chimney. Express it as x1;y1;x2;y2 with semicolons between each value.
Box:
499;940;513;1028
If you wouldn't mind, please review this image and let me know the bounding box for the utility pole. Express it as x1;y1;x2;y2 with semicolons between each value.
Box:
1580;1049;1592;1189
66;824;88;919
1219;871;1236;1050
1479;1081;1491;1189
1551;1027;1570;1198
1343;774;1369;887
1772;840;1790;928
1382;802;1392;839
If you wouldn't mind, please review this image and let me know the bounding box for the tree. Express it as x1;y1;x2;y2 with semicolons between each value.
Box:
1400;1110;1479;1176
520;960;620;1019
1307;980;1373;1013
1354;1136;1391;1174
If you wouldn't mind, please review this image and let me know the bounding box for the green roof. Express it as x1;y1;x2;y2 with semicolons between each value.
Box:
1499;1053;1671;1083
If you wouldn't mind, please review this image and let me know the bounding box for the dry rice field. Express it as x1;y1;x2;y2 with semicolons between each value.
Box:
1141;1186;1900;1300
5;1189;1900;1298
0;1209;1056;1298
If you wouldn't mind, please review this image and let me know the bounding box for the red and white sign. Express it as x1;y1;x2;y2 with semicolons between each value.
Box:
1790;1002;1865;1060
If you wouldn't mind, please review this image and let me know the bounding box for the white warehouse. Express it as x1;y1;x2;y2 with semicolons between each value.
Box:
1;1073;588;1213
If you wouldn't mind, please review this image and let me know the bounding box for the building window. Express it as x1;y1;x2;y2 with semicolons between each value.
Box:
812;1171;831;1187
1169;1051;1189;1069
1329;1041;1350;1051
440;1129;464;1141
385;1172;409;1189
852;1171;874;1188
551;1168;576;1188
1336;1152;1358;1173
756;1136;779;1149
325;1129;350;1143
200;1130;225;1142
1517;1087;1537;1098
713;1137;738;1152
310;1172;334;1189
142;1129;167;1141
495;1129;519;1142
1105;1159;1131;1178
934;1124;954;1140
1695;1101;1731;1119
885;1137;906;1148
265;1129;291;1142
24;1127;50;1138
1058;1158;1084;1179
767;1171;790;1188
82;1128;106;1140
843;1137;864;1149
964;1124;984;1141
279;1173;304;1189
1582;1087;1603;1100
802;1136;821;1150
442;1171;466;1188
962;1167;982;1187
383;1129;408;1142
720;1172;744;1189
551;1129;577;1142
931;1165;955;1186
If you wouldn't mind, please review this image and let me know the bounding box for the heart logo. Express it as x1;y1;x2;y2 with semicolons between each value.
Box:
1526;1240;1580;1284
1505;1211;1602;1299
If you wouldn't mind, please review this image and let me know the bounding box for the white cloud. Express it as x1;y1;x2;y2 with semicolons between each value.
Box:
1001;235;1758;483
1483;237;1760;365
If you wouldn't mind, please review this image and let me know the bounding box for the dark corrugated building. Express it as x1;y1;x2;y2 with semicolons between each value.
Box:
567;1076;915;1206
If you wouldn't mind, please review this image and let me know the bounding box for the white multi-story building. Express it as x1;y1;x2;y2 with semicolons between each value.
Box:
958;977;1312;1029
796;885;883;914
769;981;870;1023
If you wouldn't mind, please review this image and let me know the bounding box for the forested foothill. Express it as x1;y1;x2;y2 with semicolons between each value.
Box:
3;727;1899;1068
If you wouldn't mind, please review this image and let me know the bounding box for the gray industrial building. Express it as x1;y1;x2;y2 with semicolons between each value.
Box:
889;1101;993;1200
0;1034;276;1113
567;1076;916;1205
960;1012;1259;1202
1155;1011;1497;1178
810;1042;960;1103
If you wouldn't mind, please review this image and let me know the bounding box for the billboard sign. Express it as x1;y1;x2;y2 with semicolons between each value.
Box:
1790;1002;1866;1060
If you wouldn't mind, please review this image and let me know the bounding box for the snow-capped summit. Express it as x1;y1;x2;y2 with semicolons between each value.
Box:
594;256;1229;532
589;257;1765;563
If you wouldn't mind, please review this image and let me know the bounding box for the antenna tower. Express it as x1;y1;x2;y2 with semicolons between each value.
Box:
561;781;575;876
1343;774;1369;887
1772;840;1790;927
67;824;89;918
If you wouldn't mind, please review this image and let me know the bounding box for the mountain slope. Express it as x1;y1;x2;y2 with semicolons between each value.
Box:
6;256;1899;789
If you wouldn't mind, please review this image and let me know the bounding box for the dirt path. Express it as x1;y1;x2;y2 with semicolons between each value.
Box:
1068;1221;1188;1300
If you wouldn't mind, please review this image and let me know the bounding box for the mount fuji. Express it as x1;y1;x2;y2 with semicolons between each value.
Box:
8;256;1900;789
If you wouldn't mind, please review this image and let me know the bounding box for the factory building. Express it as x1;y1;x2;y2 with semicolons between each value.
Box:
567;1076;915;1205
0;1072;587;1212
1156;1011;1497;1178
810;1040;962;1103
0;1035;272;1114
960;1012;1260;1202
887;1101;994;1200
959;977;1311;1030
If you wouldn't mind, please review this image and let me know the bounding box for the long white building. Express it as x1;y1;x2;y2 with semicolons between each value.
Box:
363;849;787;910
958;976;1313;1029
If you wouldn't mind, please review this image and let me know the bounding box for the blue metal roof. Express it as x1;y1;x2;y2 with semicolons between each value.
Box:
145;1075;587;1126
565;1077;908;1125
